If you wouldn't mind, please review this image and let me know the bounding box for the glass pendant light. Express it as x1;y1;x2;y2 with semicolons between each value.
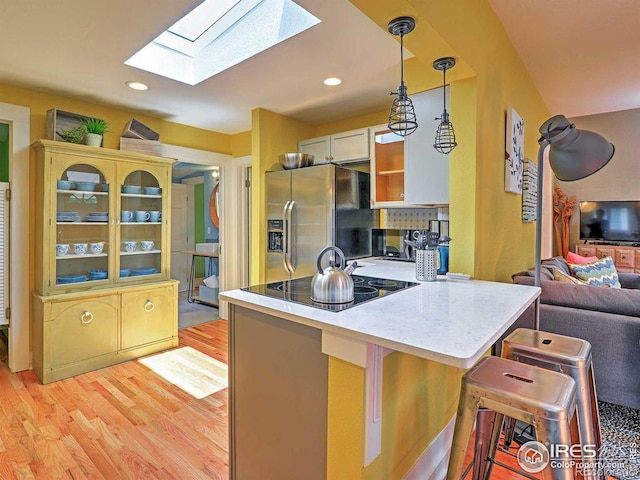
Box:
433;57;458;154
387;16;417;137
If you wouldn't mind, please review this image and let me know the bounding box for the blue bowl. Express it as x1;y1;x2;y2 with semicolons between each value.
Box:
75;181;96;192
57;180;75;190
131;267;158;276
143;186;161;195
122;185;142;194
120;268;131;277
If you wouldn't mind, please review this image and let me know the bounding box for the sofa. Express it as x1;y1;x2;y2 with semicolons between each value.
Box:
500;257;640;410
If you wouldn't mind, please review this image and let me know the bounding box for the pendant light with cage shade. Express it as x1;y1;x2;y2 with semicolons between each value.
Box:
387;17;418;137
433;57;458;154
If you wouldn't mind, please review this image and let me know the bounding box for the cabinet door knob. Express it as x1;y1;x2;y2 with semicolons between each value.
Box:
144;301;155;313
80;311;93;324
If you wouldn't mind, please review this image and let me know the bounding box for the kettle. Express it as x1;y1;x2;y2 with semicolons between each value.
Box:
311;246;357;304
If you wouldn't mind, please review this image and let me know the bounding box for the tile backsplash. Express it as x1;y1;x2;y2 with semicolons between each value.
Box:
381;208;448;229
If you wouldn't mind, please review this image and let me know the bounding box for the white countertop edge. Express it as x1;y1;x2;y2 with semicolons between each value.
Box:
220;285;540;369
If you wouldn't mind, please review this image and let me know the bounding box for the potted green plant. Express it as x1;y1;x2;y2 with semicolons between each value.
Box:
56;125;87;144
82;117;109;147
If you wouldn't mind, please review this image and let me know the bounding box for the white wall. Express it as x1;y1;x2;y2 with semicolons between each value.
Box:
557;108;640;250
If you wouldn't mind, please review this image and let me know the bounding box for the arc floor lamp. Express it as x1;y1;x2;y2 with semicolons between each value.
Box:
533;115;615;329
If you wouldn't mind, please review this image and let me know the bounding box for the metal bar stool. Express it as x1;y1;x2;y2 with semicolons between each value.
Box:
501;328;603;480
447;356;580;480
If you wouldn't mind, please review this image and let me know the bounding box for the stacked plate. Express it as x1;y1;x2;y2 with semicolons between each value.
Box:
131;267;158;276
89;269;108;281
120;268;131;277
86;212;108;222
56;274;88;284
57;211;81;222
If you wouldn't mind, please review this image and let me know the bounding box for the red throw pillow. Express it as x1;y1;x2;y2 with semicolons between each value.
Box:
566;251;598;264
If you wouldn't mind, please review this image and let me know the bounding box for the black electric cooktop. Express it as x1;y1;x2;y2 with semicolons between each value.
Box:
242;275;419;313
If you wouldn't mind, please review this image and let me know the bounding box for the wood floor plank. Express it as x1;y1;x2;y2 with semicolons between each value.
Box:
60;435;106;480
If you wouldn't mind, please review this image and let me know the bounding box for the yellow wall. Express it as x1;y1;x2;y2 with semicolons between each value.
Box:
448;77;478;275
250;108;315;284
326;353;466;480
0;82;232;153
231;130;252;158
327;358;365;480
315;110;388;137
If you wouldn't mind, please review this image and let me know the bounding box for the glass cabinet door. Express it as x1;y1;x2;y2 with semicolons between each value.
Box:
117;165;167;281
51;158;115;289
370;125;405;206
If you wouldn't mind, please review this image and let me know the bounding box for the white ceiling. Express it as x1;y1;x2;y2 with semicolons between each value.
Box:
0;0;409;134
1;1;637;135
488;0;640;119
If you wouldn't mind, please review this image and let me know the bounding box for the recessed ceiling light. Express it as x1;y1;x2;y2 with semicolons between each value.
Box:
323;77;342;86
126;81;149;91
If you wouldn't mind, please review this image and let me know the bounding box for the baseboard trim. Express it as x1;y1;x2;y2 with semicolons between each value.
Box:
403;415;455;480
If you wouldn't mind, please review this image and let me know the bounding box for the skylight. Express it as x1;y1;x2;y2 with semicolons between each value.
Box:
125;0;321;85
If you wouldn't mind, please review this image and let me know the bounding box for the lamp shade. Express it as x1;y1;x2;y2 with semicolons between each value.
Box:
539;115;614;181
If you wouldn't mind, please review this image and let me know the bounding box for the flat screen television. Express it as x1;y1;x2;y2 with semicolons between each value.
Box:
579;201;640;242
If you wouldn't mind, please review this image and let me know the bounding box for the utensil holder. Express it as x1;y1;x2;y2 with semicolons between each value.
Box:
416;249;438;282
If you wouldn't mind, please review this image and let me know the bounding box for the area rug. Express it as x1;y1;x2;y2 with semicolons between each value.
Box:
139;346;228;399
598;401;640;480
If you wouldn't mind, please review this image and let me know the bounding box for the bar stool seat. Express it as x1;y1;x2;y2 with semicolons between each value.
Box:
447;356;580;480
502;328;603;480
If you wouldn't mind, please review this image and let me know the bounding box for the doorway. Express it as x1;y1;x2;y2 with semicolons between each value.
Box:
0;102;30;373
0;124;8;364
172;161;221;329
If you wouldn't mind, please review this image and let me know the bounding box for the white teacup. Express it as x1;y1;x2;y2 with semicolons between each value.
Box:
123;241;137;252
73;243;88;255
90;242;104;254
56;244;69;256
140;240;155;251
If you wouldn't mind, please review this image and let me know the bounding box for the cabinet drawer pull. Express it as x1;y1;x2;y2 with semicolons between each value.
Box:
144;301;155;313
80;311;93;324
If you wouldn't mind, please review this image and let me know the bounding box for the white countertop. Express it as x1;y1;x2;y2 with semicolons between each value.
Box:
220;259;540;368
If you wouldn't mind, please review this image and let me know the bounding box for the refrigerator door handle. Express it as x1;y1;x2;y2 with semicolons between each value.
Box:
288;201;297;272
283;201;292;273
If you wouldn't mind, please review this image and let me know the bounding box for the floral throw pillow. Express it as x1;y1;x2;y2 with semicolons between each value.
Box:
568;256;621;288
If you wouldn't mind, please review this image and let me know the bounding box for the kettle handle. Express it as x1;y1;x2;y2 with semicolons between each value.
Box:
316;246;346;274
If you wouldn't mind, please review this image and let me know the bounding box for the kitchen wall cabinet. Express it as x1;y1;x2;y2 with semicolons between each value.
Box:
575;244;640;273
298;127;369;164
370;88;449;208
32;140;179;383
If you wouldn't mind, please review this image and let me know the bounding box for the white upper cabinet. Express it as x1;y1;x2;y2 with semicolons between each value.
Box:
298;128;369;164
405;87;450;205
298;136;330;164
370;87;450;208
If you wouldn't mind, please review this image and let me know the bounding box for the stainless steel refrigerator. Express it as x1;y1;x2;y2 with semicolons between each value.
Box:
266;164;376;282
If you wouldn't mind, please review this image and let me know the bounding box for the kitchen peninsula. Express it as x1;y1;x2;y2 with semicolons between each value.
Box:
220;260;540;480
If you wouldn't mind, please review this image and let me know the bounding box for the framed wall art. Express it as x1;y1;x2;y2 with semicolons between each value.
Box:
505;107;524;194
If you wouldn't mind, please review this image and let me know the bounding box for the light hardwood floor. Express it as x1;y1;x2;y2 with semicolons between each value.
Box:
0;320;614;479
0;320;228;479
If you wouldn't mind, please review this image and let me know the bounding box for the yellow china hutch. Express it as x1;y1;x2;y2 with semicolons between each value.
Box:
32;140;178;383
